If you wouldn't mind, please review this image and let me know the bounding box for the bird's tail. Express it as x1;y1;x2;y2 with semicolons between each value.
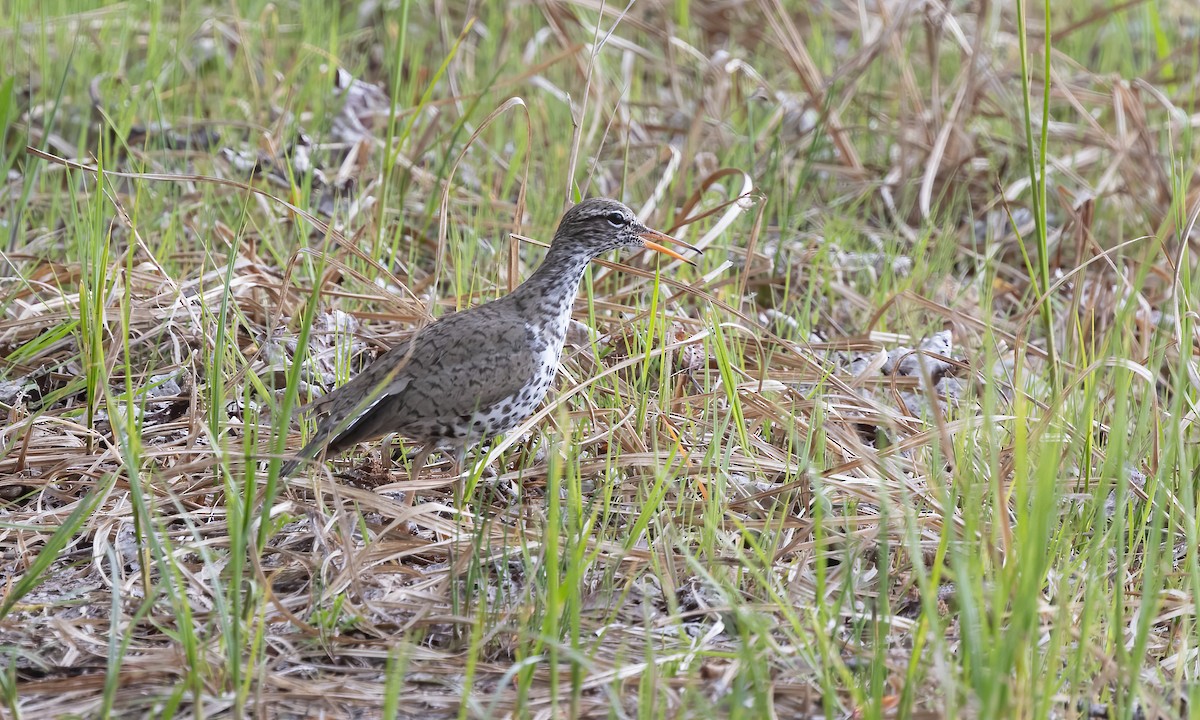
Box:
278;423;347;477
278;439;319;478
277;379;392;477
278;404;372;477
278;457;302;478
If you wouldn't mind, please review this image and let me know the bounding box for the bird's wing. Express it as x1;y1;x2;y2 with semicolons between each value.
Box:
281;305;541;474
332;307;544;444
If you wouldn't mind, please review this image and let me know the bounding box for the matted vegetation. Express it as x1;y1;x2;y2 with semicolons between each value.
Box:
2;0;1200;717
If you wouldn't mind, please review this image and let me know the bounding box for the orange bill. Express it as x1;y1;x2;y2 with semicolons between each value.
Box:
640;228;702;265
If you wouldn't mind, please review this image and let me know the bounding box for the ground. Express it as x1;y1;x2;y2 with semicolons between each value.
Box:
2;1;1200;718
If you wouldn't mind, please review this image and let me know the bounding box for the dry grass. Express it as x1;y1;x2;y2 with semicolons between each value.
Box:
3;0;1200;718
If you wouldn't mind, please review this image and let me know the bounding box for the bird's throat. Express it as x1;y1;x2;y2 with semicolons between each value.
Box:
508;245;595;327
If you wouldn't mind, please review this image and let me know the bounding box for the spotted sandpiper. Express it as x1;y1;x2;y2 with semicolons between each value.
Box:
280;198;698;479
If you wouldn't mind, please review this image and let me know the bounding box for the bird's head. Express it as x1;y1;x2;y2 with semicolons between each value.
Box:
551;198;700;264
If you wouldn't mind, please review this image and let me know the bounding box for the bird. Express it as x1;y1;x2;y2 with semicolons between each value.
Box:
279;198;699;481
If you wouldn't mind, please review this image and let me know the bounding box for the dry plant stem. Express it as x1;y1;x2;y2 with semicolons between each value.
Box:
3;2;1197;718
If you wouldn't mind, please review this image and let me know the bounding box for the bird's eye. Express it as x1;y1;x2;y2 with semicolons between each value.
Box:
605;212;627;227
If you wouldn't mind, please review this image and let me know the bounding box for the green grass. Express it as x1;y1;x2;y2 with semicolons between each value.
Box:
2;0;1200;718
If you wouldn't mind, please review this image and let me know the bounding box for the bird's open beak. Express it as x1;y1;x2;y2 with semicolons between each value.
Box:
640;228;702;266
